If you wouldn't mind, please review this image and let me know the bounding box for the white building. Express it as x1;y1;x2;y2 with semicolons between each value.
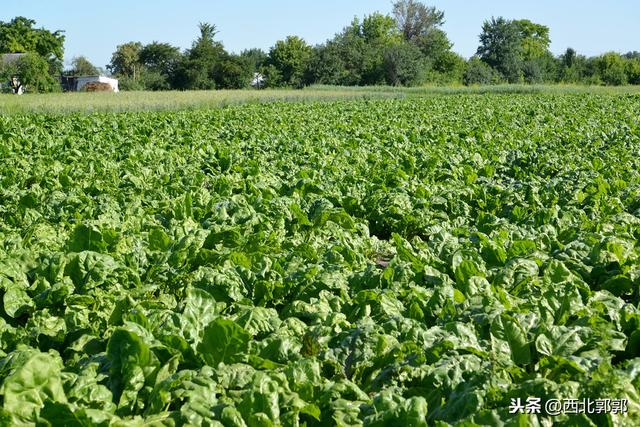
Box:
74;75;119;92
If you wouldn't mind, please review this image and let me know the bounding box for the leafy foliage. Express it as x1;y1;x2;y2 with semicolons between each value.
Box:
0;16;65;71
477;17;526;83
67;56;99;76
4;52;61;93
1;95;640;425
265;36;313;88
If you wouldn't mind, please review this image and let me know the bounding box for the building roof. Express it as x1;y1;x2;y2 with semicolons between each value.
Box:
75;75;118;81
1;53;27;66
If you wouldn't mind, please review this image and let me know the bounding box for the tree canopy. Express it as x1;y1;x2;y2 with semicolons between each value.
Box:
107;42;143;80
265;36;312;88
477;17;524;82
6;1;640;92
0;17;65;64
392;0;444;41
69;56;99;76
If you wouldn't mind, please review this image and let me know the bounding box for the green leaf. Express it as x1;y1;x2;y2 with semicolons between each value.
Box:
147;228;172;251
197;318;251;366
67;224;107;253
0;349;67;425
490;314;532;365
106;329;159;415
2;283;34;318
535;326;586;357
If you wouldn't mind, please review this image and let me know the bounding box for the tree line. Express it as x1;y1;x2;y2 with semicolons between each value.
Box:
2;1;640;93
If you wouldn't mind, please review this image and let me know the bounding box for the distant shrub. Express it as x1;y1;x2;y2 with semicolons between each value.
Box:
522;60;543;84
597;52;627;86
626;58;640;85
118;76;145;91
463;57;502;85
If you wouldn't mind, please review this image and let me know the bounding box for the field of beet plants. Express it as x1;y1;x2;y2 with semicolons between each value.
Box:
2;94;640;426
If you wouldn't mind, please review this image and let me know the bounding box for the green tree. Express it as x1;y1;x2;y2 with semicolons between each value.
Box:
560;47;577;69
173;23;225;90
359;13;403;85
307;37;364;86
316;17;369;85
240;48;268;73
426;50;466;84
477;17;553;83
512;19;550;61
189;23;225;66
558;47;587;83
383;41;424;86
476;17;523;83
392;0;444;41
361;13;400;45
0;16;65;74
391;3;460;84
69;55;99;76
413;28;462;83
140;42;181;74
9;52;59;92
463;56;502;85
108;42;142;80
597;52;627;85
626;57;640;85
414;27;450;59
139;42;182;90
265;36;312;87
214;53;253;89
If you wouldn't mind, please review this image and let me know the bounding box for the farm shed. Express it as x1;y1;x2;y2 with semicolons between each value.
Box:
61;75;119;92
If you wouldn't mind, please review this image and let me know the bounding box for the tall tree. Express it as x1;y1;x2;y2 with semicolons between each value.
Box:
306;28;366;86
390;2;461;83
560;47;577;69
512;19;550;61
173;22;226;89
626;57;640;85
476;17;553;83
392;0;444;41
359;13;402;85
108;42;142;80
189;23;224;63
139;42;182;90
383;41;424;86
0;16;65;74
476;17;523;83
557;48;581;82
139;42;181;74
361;12;400;45
265;36;312;87
214;53;253;89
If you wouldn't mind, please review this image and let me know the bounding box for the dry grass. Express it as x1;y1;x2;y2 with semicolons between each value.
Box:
0;88;401;114
0;85;638;115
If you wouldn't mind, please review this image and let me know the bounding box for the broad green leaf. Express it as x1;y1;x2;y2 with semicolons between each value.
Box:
490;314;532;365
0;349;67;425
197;318;251;366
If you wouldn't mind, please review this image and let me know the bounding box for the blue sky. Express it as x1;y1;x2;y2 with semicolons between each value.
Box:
3;1;639;69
